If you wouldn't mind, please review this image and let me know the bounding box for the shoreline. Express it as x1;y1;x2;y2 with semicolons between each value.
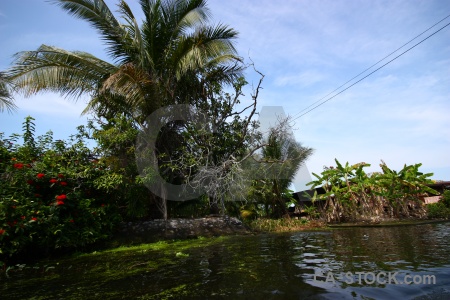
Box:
326;218;449;228
4;217;448;267
113;217;450;245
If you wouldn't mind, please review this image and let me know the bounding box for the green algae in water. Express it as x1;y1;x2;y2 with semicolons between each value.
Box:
140;283;202;300
0;236;232;299
1;223;450;299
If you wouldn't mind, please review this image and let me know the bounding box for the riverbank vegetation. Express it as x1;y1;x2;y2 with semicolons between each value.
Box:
1;0;448;268
1;0;313;267
427;191;450;219
247;218;325;233
306;159;443;223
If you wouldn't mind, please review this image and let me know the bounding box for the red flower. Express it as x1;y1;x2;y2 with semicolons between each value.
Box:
58;174;64;178
101;204;105;207
69;219;74;223
31;217;37;221
60;181;68;186
56;200;65;206
49;178;58;184
0;229;5;235
37;173;45;179
13;163;24;169
21;216;26;220
27;179;34;185
56;194;67;200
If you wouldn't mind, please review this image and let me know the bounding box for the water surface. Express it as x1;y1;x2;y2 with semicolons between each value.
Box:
1;222;449;299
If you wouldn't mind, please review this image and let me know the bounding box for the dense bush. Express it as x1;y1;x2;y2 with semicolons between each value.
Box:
427;202;450;219
0;117;122;267
307;159;438;223
427;190;450;219
441;190;450;208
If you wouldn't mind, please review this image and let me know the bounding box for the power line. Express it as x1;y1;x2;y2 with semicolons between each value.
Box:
291;14;450;121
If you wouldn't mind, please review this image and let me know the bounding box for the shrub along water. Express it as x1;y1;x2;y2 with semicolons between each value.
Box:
0;117;122;267
307;159;438;223
427;190;450;219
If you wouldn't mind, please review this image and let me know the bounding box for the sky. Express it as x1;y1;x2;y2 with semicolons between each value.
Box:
1;0;449;191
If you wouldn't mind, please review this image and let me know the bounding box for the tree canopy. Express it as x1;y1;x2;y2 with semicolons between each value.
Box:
5;0;243;125
3;0;313;218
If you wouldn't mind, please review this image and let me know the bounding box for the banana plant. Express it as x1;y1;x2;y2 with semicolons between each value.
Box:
306;159;438;222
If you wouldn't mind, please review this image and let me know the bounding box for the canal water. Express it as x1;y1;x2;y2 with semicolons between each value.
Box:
1;222;449;299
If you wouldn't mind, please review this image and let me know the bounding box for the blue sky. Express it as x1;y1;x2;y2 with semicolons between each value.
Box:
1;0;449;190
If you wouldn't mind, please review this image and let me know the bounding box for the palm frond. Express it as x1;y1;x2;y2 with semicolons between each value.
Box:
101;62;150;109
139;0;210;72
198;24;239;55
169;0;210;35
140;0;165;71
117;0;152;69
0;72;18;113
174;23;239;79
6;45;117;99
82;91;137;119
51;0;132;61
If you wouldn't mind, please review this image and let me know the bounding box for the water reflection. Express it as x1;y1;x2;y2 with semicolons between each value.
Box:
1;222;449;299
291;223;450;299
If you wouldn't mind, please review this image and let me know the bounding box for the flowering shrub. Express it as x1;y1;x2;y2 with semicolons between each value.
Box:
0;117;122;267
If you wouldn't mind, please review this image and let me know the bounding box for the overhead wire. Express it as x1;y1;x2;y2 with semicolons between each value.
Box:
290;13;450;121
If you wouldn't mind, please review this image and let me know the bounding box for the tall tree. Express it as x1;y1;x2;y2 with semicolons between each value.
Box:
256;128;313;217
5;0;242;125
4;0;243;218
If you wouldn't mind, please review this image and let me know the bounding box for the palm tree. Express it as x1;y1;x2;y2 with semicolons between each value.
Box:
0;72;17;113
5;0;242;125
260;130;313;217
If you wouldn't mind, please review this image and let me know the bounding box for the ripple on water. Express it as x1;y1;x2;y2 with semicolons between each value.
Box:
1;222;449;299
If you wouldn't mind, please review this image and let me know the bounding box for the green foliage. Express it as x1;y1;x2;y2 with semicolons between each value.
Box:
429;190;450;219
247;130;313;218
22;116;36;151
0;118;122;266
4;0;247;220
0;72;17;113
149;77;263;214
85;117;154;219
441;190;450;208
427;202;450;219
303;206;320;220
307;159;437;223
168;196;210;218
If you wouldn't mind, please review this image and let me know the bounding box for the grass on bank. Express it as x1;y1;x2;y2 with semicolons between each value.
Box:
247;218;326;232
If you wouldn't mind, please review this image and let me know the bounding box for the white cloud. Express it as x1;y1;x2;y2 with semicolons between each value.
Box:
11;93;89;118
274;70;326;87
